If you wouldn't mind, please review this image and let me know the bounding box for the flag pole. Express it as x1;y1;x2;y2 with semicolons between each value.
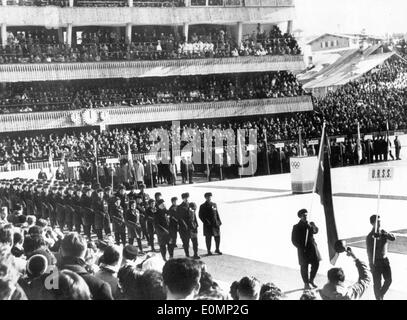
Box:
305;121;326;247
372;176;382;266
94;140;99;185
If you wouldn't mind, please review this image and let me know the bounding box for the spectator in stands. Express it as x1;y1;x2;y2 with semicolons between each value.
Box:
57;232;114;300
162;258;201;300
319;247;371;300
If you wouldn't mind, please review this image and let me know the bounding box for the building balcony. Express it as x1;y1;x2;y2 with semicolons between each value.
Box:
0;2;295;27
0;55;305;82
0;95;312;132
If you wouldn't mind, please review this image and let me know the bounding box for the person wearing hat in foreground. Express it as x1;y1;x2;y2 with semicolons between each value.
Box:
291;208;321;290
198;192;222;256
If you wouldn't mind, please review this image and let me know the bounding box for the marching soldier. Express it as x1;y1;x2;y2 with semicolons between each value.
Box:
146;199;157;252
111;196;127;245
199;192;222;256
154;199;170;261
168;196;179;258
73;187;83;234
47;186;58;228
103;186;114;236
128;185;138;202
137;183;149;205
81;187;94;239
116;185;129;212
55;186;66;230
135;194;149;244
64;186;75;232
92;188;110;240
187;202;200;259
177;192;191;257
291;209;321;290
125;200;143;253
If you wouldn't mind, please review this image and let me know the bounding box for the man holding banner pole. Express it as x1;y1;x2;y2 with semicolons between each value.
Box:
366;214;395;300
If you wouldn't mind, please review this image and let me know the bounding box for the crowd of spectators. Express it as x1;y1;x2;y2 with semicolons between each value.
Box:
0;25;301;64
0;71;305;113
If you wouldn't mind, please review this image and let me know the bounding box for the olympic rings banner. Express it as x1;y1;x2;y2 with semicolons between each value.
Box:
290;156;318;194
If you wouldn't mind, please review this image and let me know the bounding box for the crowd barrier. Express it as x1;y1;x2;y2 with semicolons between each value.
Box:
2;132;406;178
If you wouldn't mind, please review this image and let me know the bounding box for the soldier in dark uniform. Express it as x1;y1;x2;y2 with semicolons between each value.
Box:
136;194;149;244
137;183;149;205
168;196;179;258
64;187;75;231
154;192;162;209
73;188;83;234
103;186;113;236
125;200;143;253
291;208;321;290
33;185;43;219
128;185;138;202
92;188;109;240
187;202;200;259
154;199;170;261
47;186;58;228
111;196;127;245
55;186;66;230
145;199;157;252
177;192;192;257
116;185;129;212
81;187;94;239
198;192;222;255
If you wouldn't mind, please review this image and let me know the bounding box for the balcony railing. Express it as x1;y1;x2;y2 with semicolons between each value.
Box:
0;55;305;82
0;95;313;132
3;0;294;6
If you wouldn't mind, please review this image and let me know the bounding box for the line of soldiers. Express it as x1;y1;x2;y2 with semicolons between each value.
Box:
0;177;223;262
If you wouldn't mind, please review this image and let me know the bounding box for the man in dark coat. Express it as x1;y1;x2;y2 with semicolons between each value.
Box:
154;199;170;261
136;194;149;244
81;187;94;240
198;192;222;255
57;232;113;300
145;199;157;252
177;192;192;257
110;197;126;245
168;196;179;258
187;202;200;259
291;208;321;290
73;188;83;234
63;187;75;232
92;189;109;240
366;215;395;300
125;200;143;252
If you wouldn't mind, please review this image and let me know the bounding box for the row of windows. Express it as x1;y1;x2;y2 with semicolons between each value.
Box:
320;39;340;48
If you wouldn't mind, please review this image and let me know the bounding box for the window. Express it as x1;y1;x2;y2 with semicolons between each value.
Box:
331;40;335;47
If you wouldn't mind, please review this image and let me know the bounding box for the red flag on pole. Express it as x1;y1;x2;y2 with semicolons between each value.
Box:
315;126;339;265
